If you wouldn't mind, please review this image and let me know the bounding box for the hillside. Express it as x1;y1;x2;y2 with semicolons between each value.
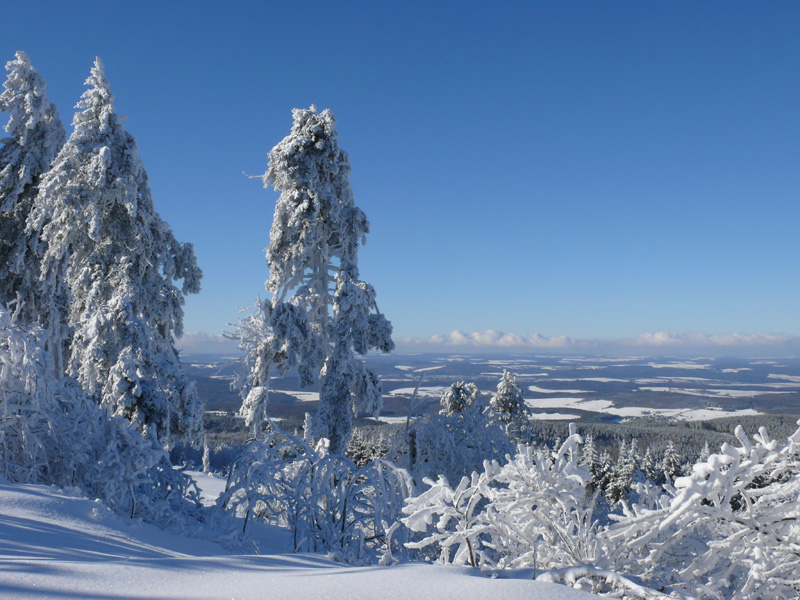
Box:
0;476;595;600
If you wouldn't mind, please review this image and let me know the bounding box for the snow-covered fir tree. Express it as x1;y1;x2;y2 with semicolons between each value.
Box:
236;106;393;454
606;440;628;502
27;58;203;446
607;439;637;503
489;370;527;441
440;381;480;416
594;450;613;494
0;52;65;327
660;440;682;484
698;440;711;463
580;432;599;491
640;446;656;483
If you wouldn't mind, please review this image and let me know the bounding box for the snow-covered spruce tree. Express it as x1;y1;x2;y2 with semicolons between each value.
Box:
237;106;393;453
640;446;656;484
440;381;480;416
659;440;682;485
489;370;528;442
0;52;65;327
409;382;512;482
27;58;203;446
607;439;637;504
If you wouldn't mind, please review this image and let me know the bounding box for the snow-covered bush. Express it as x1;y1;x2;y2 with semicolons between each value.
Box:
481;430;597;571
217;422;413;562
403;462;498;567
403;424;596;572
0;303;200;528
603;424;800;600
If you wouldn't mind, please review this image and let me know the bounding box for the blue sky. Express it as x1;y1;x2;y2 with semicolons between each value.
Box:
4;2;800;353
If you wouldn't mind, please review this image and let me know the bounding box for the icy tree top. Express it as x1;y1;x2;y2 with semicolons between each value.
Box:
0;51;65;211
263;106;369;295
72;58;116;146
32;57;202;314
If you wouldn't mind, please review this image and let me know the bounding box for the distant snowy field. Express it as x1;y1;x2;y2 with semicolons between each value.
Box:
367;355;800;422
0;476;595;600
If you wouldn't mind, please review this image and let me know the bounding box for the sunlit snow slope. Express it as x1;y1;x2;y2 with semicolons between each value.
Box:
0;478;596;599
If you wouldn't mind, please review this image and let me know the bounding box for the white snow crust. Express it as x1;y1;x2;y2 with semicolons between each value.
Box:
0;478;596;600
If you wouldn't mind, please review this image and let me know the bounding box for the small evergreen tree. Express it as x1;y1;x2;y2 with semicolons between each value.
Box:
489;370;527;441
595;450;613;495
580;432;599;492
28;58;203;446
441;381;480;416
698;441;711;463
660;440;682;485
640;446;656;483
0;52;65;328
607;440;628;502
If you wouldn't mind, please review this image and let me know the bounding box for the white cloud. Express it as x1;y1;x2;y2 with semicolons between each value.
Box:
175;331;240;355
631;331;793;348
399;329;578;350
396;329;799;355
178;328;798;357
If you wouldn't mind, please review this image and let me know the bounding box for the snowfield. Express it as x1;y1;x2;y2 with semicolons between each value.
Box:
0;478;596;600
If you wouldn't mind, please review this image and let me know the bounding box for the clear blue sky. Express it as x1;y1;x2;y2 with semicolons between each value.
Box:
4;1;800;350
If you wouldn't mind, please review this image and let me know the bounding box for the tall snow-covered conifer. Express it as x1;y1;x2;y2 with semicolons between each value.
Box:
239;107;393;453
0;52;65;323
28;58;203;446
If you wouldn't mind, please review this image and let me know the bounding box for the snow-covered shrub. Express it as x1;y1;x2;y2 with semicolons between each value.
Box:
402;424;596;572
603;424;800;600
217;422;413;562
0;303;60;482
481;429;597;571
0;304;200;528
403;462;498;567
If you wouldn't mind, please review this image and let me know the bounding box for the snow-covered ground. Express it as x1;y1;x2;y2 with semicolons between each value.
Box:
528;385;589;394
278;390;320;402
387;386;449;398
376;415;412;424
0;477;596;600
524;396;763;421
